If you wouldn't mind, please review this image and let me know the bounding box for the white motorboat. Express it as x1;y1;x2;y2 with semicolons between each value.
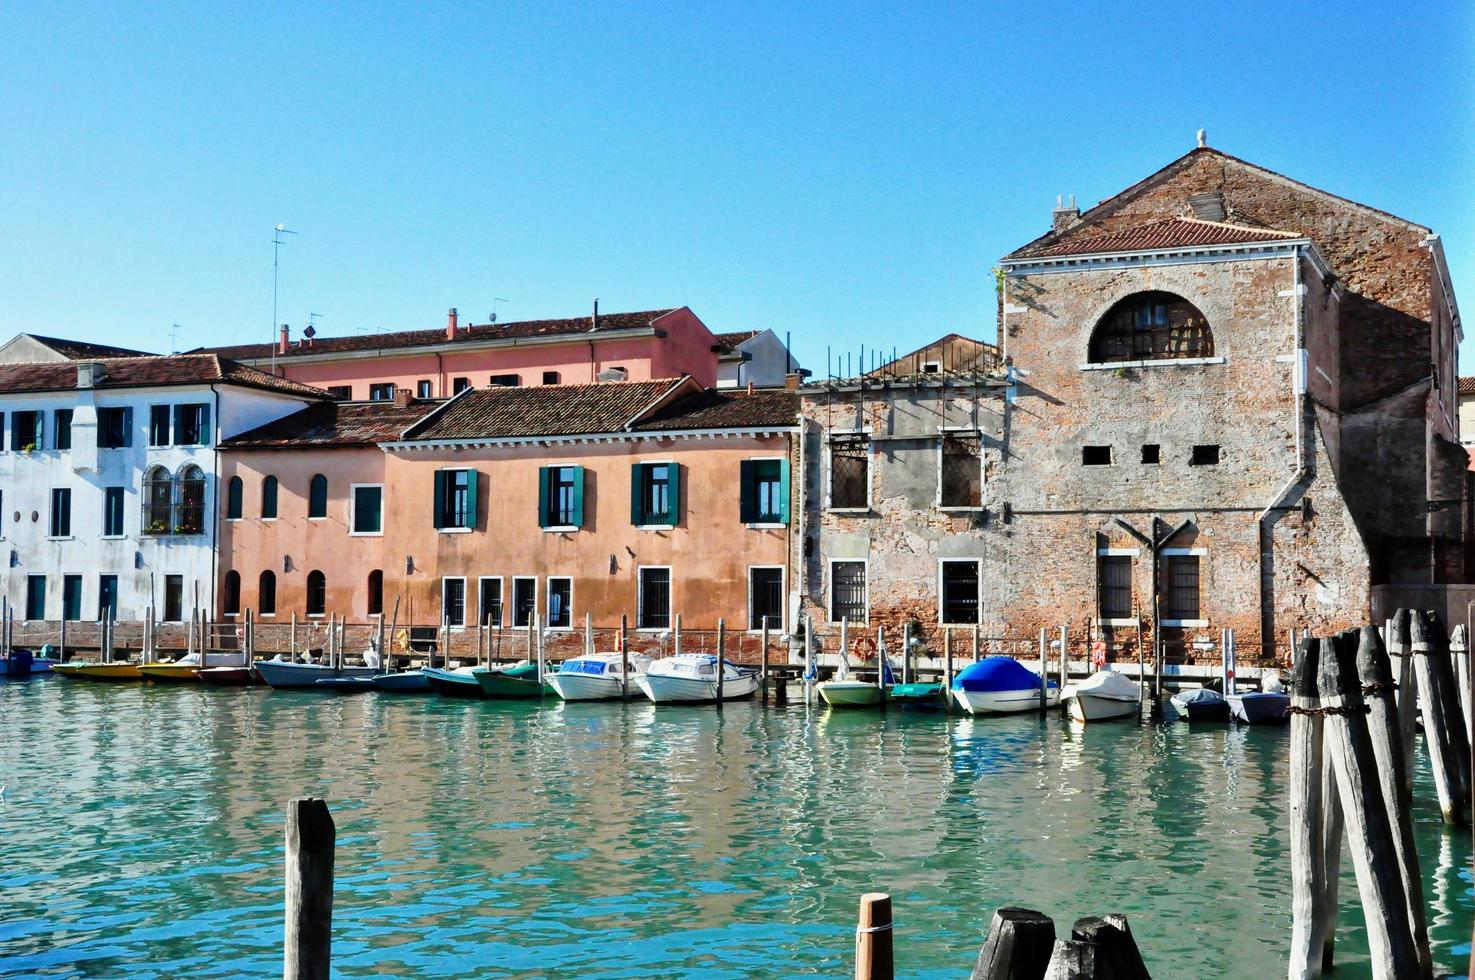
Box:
548;652;654;701
1064;670;1142;722
950;656;1059;714
636;653;759;704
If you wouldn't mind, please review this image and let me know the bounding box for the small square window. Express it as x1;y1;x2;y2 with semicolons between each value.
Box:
542;371;560;385
369;383;395;401
452;377;470;394
1190;445;1220;466
326;385;352;399
416;380;433;398
1082;445;1112;466
1141;444;1160;464
489;374;520;387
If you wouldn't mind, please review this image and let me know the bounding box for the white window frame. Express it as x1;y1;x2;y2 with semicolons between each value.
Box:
825;433;872;513
546;576;574;631
920;360;942;374
937;558;982;626
437;467;474;535
632;459;677;531
745;456;787;529
441;576;468;630
541;461;582;533
48;486;73;540
101;485;127;539
511;576;538;628
476;575;503;629
827;557;869;626
936;427;985;513
348;483;385;537
636;564;673;633
746;565;786;633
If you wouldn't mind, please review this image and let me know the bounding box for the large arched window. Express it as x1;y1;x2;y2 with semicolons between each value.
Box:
1088;291;1213;363
222;571;241;616
261;475;279;519
143;466;172;534
308;474;328;519
306;570;326;616
226;476;243;520
259;570;277;616
175;465;206;535
367;569;384;616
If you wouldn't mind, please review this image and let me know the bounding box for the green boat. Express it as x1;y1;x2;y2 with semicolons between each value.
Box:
888;681;948;710
470;662;549;699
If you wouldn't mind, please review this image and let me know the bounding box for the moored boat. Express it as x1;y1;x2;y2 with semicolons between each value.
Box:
950;657;1059;714
1170;687;1230;722
371;669;432;693
547;652;653;701
1227;690;1291;725
198;665;255;686
470;661;548;699
1064;670;1141;722
53;661;144;682
0;650;54;677
138;653;203;683
254;658;376;689
817;645;893;708
422;665;491;698
888;681;947;709
314;676;375;693
636;654;758;704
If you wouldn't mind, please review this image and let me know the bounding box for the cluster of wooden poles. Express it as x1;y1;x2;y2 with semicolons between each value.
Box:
1288;610;1471;980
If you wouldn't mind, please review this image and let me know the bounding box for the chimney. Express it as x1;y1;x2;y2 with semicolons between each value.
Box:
591;297;600;332
447;307;459;341
278;323;290;355
746;380;755;397
77;362;105;388
784;372;801;391
1052;194;1080;233
394;388;413;409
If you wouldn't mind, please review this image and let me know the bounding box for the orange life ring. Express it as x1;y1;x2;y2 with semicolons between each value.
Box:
1091;640;1108;669
853;633;877;660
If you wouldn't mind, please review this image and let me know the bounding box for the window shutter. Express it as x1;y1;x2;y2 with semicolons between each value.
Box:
35;413;44;449
464;469;479;530
537;467;550;529
666;462;681;525
739;460;756;523
173;405;185;444
199;404;211;445
778;457;791;525
630;465;643;526
433;470;447;529
570;466;585;528
121;408;133;447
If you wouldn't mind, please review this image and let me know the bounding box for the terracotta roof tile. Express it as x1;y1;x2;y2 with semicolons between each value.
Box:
0;354;334;399
1459;377;1475;396
713;330;760;354
404;380;683;441
1017;217;1300;259
223;399;444;448
632;388;799;431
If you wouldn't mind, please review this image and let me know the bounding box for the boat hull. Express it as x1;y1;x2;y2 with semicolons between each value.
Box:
818;680;884;707
0;655;55;676
138;664;201;683
314;677;374;694
637;672;758;704
1067;694;1140;722
254;661;376;689
954;687;1061;715
547;673;629;701
1170;692;1231;722
471;666;545;699
371;670;432;693
423;667;492;698
888;682;947;709
197;666;255;686
1227;692;1291;726
53;662;143;682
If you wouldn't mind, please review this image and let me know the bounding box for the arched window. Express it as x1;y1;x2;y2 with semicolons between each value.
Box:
175;465;206;535
367;569;384;616
308;474;328;519
143;466;172;534
226;476;243;520
1088;291;1213;363
222;571;241;616
306;570;326;616
259;570;277;616
261;475;279;519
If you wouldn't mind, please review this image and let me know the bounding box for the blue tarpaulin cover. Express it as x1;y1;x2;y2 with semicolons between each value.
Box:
951;656;1050;693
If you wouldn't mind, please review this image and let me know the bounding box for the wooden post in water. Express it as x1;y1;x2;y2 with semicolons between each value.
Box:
290;611;298;659
1319;636;1345;972
760;618;770;703
1390;609;1416;797
58;617;66;663
584;612;593;658
284;796;334;980
876;626;886;699
620;614;630;700
1428;611;1473;814
715;619;726;705
1038;628;1048;716
841;616;850;674
1453;625;1472;746
854;893;893;980
674;612;682;657
944;628;954;713
533;612;544;684
1058;625;1067;692
973;622;980;664
1289;637;1329;980
804;614;814;705
901;622;912;685
1069;917;1149;980
970;907;1055;980
1412;610;1463;824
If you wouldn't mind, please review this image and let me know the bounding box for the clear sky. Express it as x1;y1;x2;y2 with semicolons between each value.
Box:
2;2;1471;374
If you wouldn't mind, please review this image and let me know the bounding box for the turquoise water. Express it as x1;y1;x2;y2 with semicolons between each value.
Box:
0;679;1470;979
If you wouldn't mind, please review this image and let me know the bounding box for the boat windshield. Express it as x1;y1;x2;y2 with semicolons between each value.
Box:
560;659;607;676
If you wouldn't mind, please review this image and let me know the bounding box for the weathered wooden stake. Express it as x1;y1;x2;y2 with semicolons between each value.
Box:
1390;609;1416;798
1319;694;1344;972
876;626;886;698
715;618;726;704
1058;625;1067;692
854;893;893;980
970;906;1055;980
803;614;814;705
533;612;543;683
901;622;912;685
1427;611;1472;812
1038;628;1048;715
944;628;954;713
620;613;630;700
760;618;770;703
1070;916;1149;980
973;622;981;664
284;796;334;980
1412;610;1463;824
584;611;593;658
1289;636;1329;980
1452;624;1472;746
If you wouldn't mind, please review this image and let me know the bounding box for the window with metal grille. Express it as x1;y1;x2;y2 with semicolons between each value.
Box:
174;466;205;534
512;578;537;627
1088;292;1214;363
830;561;867;623
829;439;869;509
479;578;502;627
940;436;982;508
749;567;783;631
307;571;327;617
143;467;172;533
547;577;572;628
1166;555;1201;620
442;578;465;627
638;567;671;629
940;560;980;624
1098;555;1133;619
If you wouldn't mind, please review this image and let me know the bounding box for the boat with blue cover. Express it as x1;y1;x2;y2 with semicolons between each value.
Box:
950;657;1059;715
1170;687;1230;722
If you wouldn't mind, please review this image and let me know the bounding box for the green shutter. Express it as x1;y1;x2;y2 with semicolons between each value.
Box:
666;463;681;526
199;403;211;445
739;460;757;523
537;466;551;528
173;405;185;444
570;466;585;528
630;464;644;525
35;413;43;450
433;470;447;529
778;457;791;524
464;469;478;529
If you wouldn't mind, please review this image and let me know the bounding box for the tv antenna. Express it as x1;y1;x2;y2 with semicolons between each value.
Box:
270;224;298;374
169;323;183;353
489;297;509;323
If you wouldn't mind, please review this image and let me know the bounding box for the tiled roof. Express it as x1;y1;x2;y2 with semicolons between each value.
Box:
403;379;685;441
1016;217;1300;259
713;330;760;354
202;309;680;361
1459;377;1475;396
0;354;334;399
223;398;444;448
27;335;153;359
633;388;799;431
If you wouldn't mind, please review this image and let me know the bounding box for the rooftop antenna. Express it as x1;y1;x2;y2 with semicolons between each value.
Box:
489;298;509;324
270;223;298;375
169;323;182;354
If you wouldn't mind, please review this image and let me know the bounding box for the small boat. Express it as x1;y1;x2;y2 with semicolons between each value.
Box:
0;649;54;677
138;652;203;683
371;669;432;693
1227;690;1291;725
254;657;376;689
53;661;143;682
547;652;653;701
1171;687;1230;722
1064;670;1142;722
889;681;947;710
471;661;549;699
422;665;491;698
313;676;374;694
951;657;1059;715
637;653;759;704
198;665;255;686
817;646;893;708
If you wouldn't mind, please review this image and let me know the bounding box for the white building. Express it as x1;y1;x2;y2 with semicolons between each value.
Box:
714;329;801;388
0;354;329;623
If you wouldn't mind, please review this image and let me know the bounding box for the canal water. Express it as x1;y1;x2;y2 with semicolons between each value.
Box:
1;679;1470;978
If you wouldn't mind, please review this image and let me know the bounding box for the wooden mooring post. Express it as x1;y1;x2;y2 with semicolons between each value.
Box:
760;618;770;703
620;614;630;700
284;797;334;980
1288;637;1329;980
1411;610;1467;824
715;619;726;705
854;893;893;980
1037;628;1048;716
1389;609;1417;798
944;628;954;713
970;907;1055;979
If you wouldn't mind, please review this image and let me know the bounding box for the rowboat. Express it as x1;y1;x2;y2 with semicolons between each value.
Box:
198;666;255;686
254;658;376;689
471;661;548;699
313;676;375;694
951;657;1059;714
1171;687;1230;722
817;646;893;708
53;661;143;682
637;654;759;704
138;653;203;683
547;653;653;701
422;665;492;698
371;669;432;693
0;650;54;676
1064;670;1141;722
888;681;948;709
1227;691;1291;725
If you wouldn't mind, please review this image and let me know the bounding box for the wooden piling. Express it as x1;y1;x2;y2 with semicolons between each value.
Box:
970;907;1055;980
584;611;593;658
58;617;66;663
290;612;298;659
674;612;682;657
532;612;543;683
1452;625;1472;746
1427;611;1472;813
760;619;770;703
901;622;912;685
876;626;886;699
715;619;726;704
973;622;980;664
284;796;334;980
1390;609;1416;797
1058;625;1067;692
854;893;893;980
804;614;814;705
944;629;954;713
1070;916;1149;980
620;614;630;701
1289;637;1329;980
1319;701;1344;972
1412;610;1463;824
1038;628;1048;715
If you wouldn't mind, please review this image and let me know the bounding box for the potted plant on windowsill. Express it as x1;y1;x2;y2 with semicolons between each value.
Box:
21;442;37;453
147;518;169;534
175;522;200;535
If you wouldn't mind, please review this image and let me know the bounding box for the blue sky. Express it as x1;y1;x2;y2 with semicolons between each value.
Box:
2;2;1471;374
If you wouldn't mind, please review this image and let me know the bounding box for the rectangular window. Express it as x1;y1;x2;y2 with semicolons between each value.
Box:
829;438;869;509
829;561;867;623
442;578;466;628
630;462;678;526
1166;555;1201;620
98;575;118;620
49;487;71;537
543;466;580;527
25;575;45;620
352;485;383;534
452;377;470;394
54;409;72;450
416;379;433;398
547;577;572;629
325;385;352;399
164;575;184;623
489;374;520;387
748;567;784;631
11;410;41;451
149;404;172;446
97;407;130;448
637;567;671;630
478;578;503;628
1141;444;1160;465
174;403;209;445
940;560;980;624
62;575;82;621
940;435;982;508
740;459;789;524
512;577;537;628
103;486;125;536
434;468;477;530
1082;445;1112;466
369;383;395;401
1190;444;1220;466
542;371;560;385
1099;555;1133;619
